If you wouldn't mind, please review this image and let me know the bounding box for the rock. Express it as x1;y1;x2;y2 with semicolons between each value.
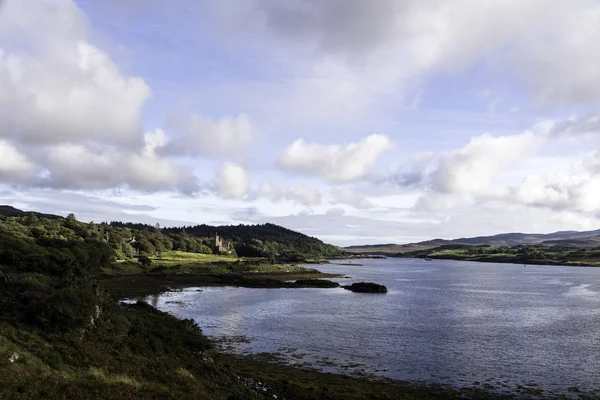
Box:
342;282;387;293
293;279;340;288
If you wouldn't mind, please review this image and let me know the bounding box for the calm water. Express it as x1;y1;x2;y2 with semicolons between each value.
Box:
145;259;600;397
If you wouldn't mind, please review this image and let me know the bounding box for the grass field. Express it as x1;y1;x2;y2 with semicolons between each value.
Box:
103;251;315;275
154;250;240;265
99;251;344;297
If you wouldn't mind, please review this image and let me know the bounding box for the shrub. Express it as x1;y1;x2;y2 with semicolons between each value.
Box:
138;255;152;267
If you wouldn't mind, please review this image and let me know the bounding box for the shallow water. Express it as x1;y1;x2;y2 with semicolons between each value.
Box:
143;258;600;397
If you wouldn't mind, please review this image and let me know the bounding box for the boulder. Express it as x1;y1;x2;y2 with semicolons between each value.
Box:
342;282;387;293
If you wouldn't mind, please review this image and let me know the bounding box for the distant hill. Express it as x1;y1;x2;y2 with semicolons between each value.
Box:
540;236;600;248
0;205;63;220
345;229;600;254
117;221;343;259
344;241;449;254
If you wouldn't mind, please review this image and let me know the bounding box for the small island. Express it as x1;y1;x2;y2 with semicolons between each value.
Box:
342;282;388;293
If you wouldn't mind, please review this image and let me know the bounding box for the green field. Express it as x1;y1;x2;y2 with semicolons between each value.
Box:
103;250;315;275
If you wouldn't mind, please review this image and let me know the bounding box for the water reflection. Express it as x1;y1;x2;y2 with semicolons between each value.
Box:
150;259;600;397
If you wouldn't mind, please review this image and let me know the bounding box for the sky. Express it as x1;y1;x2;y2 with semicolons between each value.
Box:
1;0;600;246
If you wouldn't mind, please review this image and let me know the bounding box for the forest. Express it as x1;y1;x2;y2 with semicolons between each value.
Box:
0;205;342;263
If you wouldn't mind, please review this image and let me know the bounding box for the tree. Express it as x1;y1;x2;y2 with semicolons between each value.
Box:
134;239;155;256
138;255;152;267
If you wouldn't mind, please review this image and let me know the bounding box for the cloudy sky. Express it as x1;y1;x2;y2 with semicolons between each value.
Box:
1;0;600;245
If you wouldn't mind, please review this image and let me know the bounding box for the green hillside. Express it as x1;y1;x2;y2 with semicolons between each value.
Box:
0;205;342;262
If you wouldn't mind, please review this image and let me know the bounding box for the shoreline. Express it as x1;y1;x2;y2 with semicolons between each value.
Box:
122;297;556;399
99;267;593;399
218;352;525;399
98;270;346;298
406;255;600;268
345;254;600;268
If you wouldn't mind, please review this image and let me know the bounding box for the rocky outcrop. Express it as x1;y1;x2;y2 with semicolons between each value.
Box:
293;279;340;288
342;282;387;293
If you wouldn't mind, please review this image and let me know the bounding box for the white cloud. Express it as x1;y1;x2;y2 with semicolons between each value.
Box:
0;139;35;178
390;152;435;188
207;0;600;119
0;0;150;147
326;207;346;216
258;181;322;207
39;130;197;192
407;116;600;216
280;134;394;182
513;173;600;214
287;185;321;207
126;130;198;192
328;188;373;209
430;130;544;197
514;4;600;104
403;120;577;213
584;151;600;174
414;192;461;213
214;162;250;199
164;113;254;158
258;181;285;201
0;1;199;194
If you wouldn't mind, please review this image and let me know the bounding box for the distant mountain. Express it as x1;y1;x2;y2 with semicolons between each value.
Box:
540;236;600;248
0;205;63;220
344;241;449;254
345;229;600;254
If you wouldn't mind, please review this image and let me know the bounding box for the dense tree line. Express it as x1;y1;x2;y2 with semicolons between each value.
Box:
0;206;342;262
113;221;342;260
0;230;114;332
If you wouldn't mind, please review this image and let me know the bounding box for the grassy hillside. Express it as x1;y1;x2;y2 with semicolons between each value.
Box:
102;249;322;276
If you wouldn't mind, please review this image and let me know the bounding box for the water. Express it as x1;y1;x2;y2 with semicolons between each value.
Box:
144;259;600;396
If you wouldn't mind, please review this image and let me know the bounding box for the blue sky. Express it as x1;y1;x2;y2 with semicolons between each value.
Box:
1;0;600;245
